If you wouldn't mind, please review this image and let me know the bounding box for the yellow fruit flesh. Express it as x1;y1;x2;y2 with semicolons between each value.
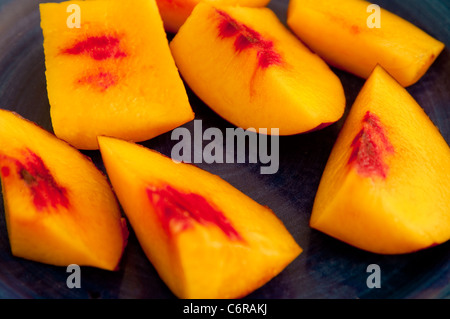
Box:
40;0;193;150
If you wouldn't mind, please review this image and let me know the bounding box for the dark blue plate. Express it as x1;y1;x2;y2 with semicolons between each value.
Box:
0;0;448;299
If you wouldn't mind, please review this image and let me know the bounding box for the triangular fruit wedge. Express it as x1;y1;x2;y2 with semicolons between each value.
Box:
98;136;302;298
155;0;271;33
170;4;345;135
311;65;450;254
287;0;445;87
0;110;128;270
39;0;194;150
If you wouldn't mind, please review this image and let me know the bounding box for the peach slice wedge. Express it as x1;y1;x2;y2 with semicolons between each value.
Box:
170;3;345;135
39;0;194;150
287;0;445;87
0;109;128;270
311;66;450;254
98;135;302;299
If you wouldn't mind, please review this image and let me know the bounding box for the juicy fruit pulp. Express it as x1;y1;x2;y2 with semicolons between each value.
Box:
287;0;445;87
311;66;450;254
0;110;128;270
98;136;302;298
170;3;345;135
40;0;194;150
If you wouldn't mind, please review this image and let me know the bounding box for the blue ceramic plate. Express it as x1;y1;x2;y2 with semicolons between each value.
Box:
0;0;448;299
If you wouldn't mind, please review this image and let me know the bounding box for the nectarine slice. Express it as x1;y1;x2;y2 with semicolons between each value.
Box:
0;110;128;270
170;3;345;135
39;0;194;150
311;65;450;254
98;136;302;298
287;0;445;87
156;0;271;33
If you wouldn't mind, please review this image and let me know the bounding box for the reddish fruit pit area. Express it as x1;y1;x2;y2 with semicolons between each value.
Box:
62;35;127;61
62;34;127;91
0;150;69;211
348;111;395;179
216;10;282;69
147;185;242;241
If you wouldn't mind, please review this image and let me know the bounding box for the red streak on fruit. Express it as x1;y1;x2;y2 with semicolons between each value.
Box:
62;35;127;61
147;185;242;241
348;111;394;179
1;166;10;177
113;218;130;271
1;150;69;211
350;25;360;34
216;10;281;69
218;14;240;38
78;71;118;91
18;150;69;210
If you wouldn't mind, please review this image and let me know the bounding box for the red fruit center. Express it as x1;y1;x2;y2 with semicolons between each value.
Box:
216;10;282;69
348;111;395;179
146;185;242;241
0;150;69;211
62;35;127;61
62;34;127;91
77;71;118;92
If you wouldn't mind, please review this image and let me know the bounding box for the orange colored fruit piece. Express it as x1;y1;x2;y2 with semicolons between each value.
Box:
287;0;445;87
311;66;450;254
39;0;194;150
170;3;345;135
156;0;271;33
0;110;128;270
98;136;302;298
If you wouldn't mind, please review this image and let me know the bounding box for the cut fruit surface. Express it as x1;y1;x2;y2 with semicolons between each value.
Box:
287;0;445;87
170;3;345;135
311;65;450;254
0;110;128;270
98;136;302;299
156;0;271;33
40;0;194;150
